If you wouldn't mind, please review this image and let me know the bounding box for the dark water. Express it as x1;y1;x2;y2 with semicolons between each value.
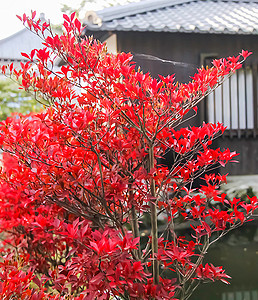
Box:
191;220;258;300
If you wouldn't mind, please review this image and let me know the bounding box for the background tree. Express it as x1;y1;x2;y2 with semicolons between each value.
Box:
0;78;42;120
0;12;256;300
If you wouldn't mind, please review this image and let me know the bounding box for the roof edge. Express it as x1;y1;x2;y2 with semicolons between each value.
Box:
97;0;192;22
0;28;27;45
96;0;258;22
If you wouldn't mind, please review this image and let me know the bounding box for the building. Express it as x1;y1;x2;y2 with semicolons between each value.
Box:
83;0;258;179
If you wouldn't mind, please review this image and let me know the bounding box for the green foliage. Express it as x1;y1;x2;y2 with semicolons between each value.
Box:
0;79;42;120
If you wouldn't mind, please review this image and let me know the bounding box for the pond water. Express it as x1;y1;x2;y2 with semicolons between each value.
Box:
191;220;258;300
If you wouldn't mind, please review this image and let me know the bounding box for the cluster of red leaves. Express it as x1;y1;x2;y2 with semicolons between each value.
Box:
0;11;256;300
195;263;231;285
0;252;56;300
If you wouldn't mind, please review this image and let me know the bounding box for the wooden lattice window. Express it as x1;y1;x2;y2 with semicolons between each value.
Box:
202;53;258;137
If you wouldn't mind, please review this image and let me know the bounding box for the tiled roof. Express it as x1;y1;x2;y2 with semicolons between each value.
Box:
0;29;44;61
84;0;258;34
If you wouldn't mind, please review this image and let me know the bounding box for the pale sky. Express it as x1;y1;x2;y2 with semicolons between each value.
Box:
0;0;137;40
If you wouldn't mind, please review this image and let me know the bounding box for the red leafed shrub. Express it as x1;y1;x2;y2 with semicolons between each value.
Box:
0;11;256;300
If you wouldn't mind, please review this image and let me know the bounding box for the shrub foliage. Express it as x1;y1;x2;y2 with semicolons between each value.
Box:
0;12;256;300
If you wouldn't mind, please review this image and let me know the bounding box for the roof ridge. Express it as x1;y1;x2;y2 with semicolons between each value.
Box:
96;0;258;21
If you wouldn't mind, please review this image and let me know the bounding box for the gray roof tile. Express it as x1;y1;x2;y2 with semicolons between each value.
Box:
0;29;45;61
84;0;258;34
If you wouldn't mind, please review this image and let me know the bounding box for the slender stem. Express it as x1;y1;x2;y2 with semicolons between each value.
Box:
130;205;141;259
149;144;159;285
